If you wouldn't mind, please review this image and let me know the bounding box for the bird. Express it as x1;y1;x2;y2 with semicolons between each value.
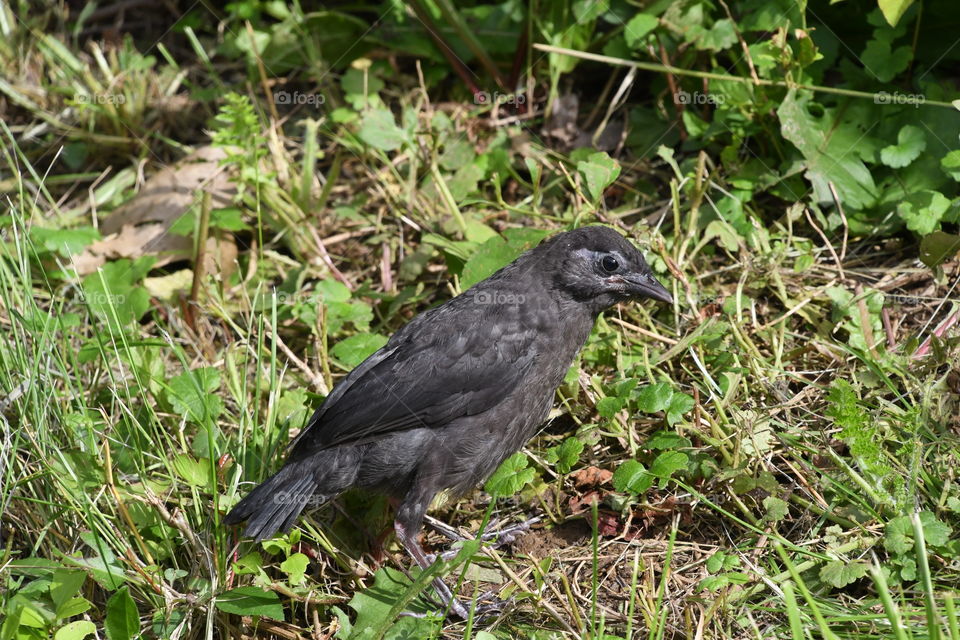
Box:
224;224;673;617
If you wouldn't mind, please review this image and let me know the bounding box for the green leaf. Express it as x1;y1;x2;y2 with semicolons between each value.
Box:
341;566;439;639
485;452;536;497
862;37;912;82
644;431;691;450
665;393;695;426
547;437;584;475
778;89;878;210
879;0;915;26
573;0;608;23
30;226;100;256
649;451;688;479
624;14;658;48
172;454;213;488
358;108;407;151
820;560;869;588
700;19;737;51
885;512;953;555
55;621;96;640
576;152;621;202
316;278;352;303
460;229;550;289
216;586;284;620
105;586;140;640
280;553;309;586
596;395;625;419
897;190;951;235
635;383;672;413
940;150;960;181
82;258;153;331
165;367;223;425
920;231;960;268
57;597;92;620
330;333;389;368
209;206;250;231
705;551;739;573
612;460;652;495
762;496;789;523
880;125;926;168
49;569;86;611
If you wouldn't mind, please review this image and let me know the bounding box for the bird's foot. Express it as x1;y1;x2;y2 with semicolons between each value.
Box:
424;515;539;562
403;590;511;621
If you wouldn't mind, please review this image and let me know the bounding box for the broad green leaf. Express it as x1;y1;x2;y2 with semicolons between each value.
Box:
635;383;672;413
920;231;960;268
49;569;86;611
577;152;621;202
172;454;213;488
166;368;223;425
762;496;790;523
358;108;407;151
280;553;310;586
612;460;652;495
897;190;950;235
645;431;692;450
209;206;250;231
573;0;608;23
862;36;911;82
341;566;442;638
460;229;549;289
941;150;960;181
624;14;658;48
649;451;688;478
331;333;388;368
82;258;154;331
879;0;915;26
215;586;284;620
666;393;695;426
820;560;869;588
30;226;100;256
701;19;737;51
885;512;952;554
880;125;926;168
596;395;625;419
105;586;140;640
55;621;96;640
485;452;536;497
778;89;878;210
547;437;584;474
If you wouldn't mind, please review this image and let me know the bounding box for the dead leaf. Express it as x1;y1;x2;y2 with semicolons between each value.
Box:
74;146;237;276
572;466;613;489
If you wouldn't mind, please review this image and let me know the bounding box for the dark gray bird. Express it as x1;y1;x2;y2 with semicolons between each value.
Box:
224;225;672;616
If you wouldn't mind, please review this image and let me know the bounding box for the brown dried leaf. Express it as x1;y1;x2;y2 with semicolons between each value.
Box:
75;146;237;276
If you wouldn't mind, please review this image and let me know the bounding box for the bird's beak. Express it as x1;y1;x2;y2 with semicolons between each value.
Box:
624;273;674;304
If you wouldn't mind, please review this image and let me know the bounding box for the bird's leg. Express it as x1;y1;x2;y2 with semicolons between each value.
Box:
424;514;540;562
394;521;472;620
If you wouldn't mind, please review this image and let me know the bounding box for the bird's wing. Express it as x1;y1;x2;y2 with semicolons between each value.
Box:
292;297;542;452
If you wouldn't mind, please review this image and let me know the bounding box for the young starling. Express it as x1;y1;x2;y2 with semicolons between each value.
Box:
225;225;672;616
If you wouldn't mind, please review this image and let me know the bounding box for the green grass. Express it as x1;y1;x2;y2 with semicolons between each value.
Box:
2;2;960;639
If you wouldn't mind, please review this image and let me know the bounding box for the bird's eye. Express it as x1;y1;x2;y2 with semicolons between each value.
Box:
599;255;620;273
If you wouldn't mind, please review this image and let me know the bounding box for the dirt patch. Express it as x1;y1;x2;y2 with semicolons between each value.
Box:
512;519;592;557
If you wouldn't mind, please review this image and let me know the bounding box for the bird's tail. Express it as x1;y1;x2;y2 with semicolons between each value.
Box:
224;461;327;541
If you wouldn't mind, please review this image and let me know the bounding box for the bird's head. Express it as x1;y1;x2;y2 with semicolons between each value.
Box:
541;226;673;312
